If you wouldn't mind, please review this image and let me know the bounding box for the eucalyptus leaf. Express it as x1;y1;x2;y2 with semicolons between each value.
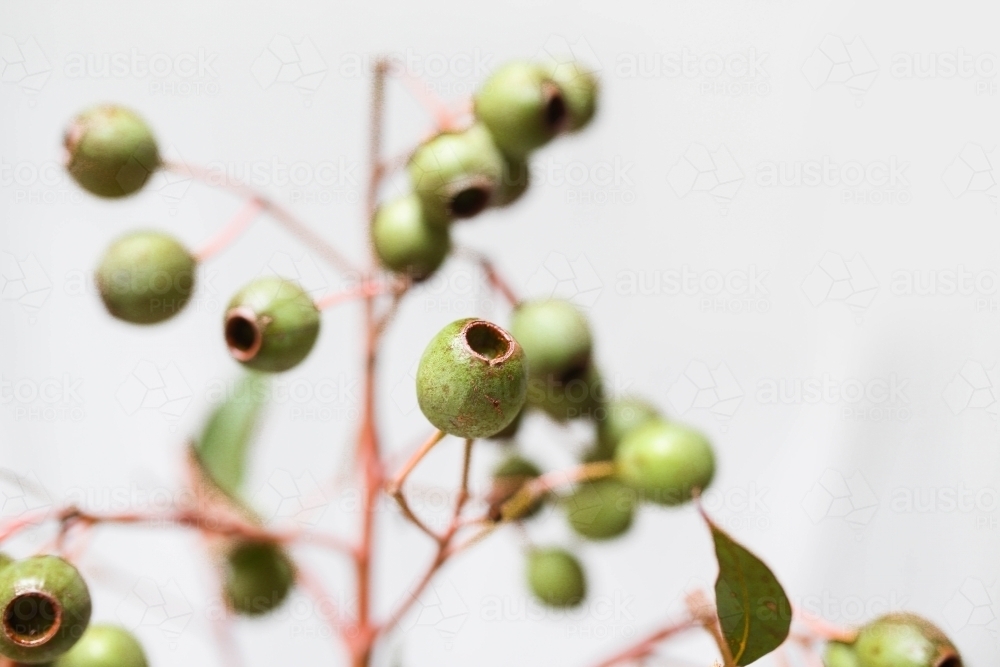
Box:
707;515;791;665
194;372;270;500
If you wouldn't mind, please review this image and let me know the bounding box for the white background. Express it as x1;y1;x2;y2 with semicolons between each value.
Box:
1;1;998;665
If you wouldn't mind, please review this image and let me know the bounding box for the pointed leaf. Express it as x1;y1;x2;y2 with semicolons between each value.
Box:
194;372;269;499
707;515;791;665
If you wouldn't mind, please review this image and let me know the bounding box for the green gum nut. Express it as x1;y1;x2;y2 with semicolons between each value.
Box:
565;479;635;540
526;548;586;608
494;155;530;207
371;194;451;281
614;419;715;505
64;105;160;198
510;299;593;380
416;318;528;438
487;405;524;441
488;454;543;520
474;61;568;159
223;541;295;617
0;556;92;664
592;397;661;461
96;231;196;324
224;277;320;373
852;613;962;667
824;641;861;667
407;124;504;225
544;60;599;131
52;624;148;667
527;363;604;422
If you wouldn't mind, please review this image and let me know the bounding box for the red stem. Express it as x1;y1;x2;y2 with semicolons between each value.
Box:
194;198;263;262
592;617;699;667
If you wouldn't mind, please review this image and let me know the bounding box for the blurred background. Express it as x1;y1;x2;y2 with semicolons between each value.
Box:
0;0;997;665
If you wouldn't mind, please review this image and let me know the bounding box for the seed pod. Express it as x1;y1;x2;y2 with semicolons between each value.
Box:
824;641;861;667
416;318;528;438
407;124;505;226
486;454;543;521
474;62;568;159
487;405;524;441
52;624;148;667
527;363;604;422
371;194;451;280
510;299;592;381
494;155;530;207
96;231;196;324
851;613;962;667
545;60;599;131
0;555;92;664
615;419;715;506
591;397;661;460
565;479;635;540
64;105;160;198
224;277;320;373
223;541;295;617
526;548;586;608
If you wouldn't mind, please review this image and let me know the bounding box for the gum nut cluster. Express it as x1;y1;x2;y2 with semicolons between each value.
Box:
474;60;597;159
526;548;586;608
824;614;962;667
487;454;544;521
565;479;636;540
615;419;715;506
591;397;661;461
511;299;601;421
223;540;296;617
95;230;196;325
416;318;528;439
0;555;92;664
64;105;160;198
387;59;595;269
224;276;320;373
53;625;148;667
371;193;451;280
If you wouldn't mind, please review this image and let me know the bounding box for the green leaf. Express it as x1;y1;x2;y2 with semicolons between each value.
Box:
707;514;791;665
194;372;270;499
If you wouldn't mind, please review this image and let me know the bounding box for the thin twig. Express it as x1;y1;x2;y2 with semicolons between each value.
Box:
455;246;521;307
389;65;458;130
591;616;699;667
499;461;615;521
352;56;392;667
194;198;263;262
315;277;406;311
163;161;360;275
386;430;447;496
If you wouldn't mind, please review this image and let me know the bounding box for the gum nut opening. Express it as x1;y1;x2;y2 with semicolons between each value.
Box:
542;81;569;131
462;320;515;365
225;307;263;362
447;177;494;218
3;591;62;647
